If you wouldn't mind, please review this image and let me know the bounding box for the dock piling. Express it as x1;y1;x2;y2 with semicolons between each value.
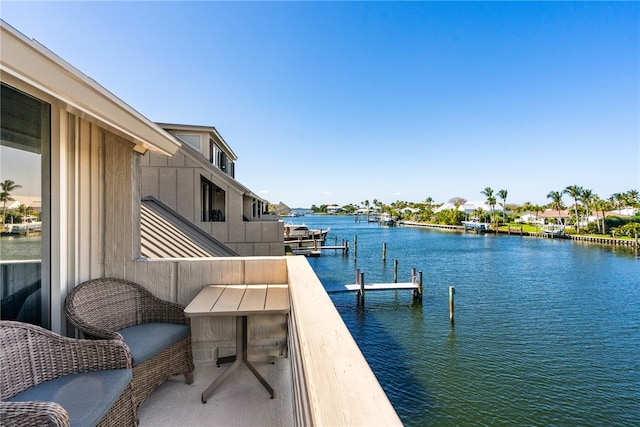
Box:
358;271;365;306
382;242;387;262
449;286;455;326
393;260;398;283
412;271;423;302
354;234;358;260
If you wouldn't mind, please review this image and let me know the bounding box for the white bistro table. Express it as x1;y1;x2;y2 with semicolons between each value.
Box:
184;284;290;403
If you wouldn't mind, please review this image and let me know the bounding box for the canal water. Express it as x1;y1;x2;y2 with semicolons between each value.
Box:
287;215;640;426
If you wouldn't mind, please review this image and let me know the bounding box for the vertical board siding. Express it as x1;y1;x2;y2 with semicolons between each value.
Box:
158;168;177;210
103;134;134;280
140;167;158;199
77;120;91;281
176;168;195;222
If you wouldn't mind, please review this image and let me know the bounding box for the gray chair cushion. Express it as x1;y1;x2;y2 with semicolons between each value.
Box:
8;369;132;427
118;322;190;366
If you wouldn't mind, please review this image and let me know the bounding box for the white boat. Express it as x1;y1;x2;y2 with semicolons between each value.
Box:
542;225;565;236
461;218;491;231
284;223;329;241
7;216;42;235
378;213;395;226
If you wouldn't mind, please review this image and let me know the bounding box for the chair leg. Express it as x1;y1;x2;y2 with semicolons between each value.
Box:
185;371;194;384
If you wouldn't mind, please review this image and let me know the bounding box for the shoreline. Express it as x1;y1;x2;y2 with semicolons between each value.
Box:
400;221;639;248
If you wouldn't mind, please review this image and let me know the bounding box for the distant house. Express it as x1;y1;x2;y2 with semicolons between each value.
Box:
400;207;420;214
274;202;292;216
5;195;41;213
327;204;342;214
607;207;637;217
356;207;378;215
140;123;283;256
516;212;542;224
538;209;571;225
435;200;496;215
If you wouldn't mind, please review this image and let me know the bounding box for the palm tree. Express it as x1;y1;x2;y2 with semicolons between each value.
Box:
480;187;495;223
609;193;624;213
592;196;606;234
563;185;583;232
579;188;594;229
1;179;22;226
546;190;565;225
597;198;615;234
531;205;544;229
16;204;32;221
624;189;639;210
519;202;532;214
424;196;434;210
497;189;508;223
472;207;485;222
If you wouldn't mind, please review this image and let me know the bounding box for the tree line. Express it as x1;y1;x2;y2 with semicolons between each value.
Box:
310;187;640;238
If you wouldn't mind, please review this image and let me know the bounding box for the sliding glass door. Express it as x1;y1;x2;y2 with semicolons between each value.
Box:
0;83;50;328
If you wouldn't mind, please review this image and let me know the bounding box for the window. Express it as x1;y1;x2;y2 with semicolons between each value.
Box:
209;138;215;164
176;133;201;150
217;150;229;174
0;83;50;328
201;176;225;222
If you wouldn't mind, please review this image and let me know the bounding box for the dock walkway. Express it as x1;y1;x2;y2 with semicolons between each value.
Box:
328;282;419;293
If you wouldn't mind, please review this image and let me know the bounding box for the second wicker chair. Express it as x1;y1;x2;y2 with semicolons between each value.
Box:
64;278;194;409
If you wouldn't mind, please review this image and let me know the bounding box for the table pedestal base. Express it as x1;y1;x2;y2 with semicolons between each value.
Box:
201;316;274;403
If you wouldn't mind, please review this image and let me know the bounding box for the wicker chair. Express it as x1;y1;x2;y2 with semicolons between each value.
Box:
0;321;136;427
64;278;195;409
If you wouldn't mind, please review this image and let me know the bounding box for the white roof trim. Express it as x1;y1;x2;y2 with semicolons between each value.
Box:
1;21;181;156
157;122;237;160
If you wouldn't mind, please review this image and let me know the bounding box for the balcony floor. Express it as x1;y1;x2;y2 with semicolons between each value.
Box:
138;358;293;426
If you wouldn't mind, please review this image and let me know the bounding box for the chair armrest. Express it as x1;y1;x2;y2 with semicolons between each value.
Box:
139;295;188;325
0;401;71;427
64;309;125;341
56;336;132;372
31;332;132;378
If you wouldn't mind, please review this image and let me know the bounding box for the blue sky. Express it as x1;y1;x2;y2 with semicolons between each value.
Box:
2;1;638;208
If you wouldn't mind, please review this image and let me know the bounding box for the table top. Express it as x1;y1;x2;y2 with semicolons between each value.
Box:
184;284;290;317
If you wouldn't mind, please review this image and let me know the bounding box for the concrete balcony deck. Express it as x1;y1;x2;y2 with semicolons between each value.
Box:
138;359;293;426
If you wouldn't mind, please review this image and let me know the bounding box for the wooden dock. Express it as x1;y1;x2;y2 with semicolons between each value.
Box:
328;269;424;304
285;236;349;257
320;245;348;251
330;282;419;293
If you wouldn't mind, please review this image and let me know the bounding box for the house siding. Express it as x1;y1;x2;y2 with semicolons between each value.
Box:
141;149;283;256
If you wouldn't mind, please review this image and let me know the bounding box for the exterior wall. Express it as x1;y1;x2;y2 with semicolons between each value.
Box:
140;150;283;256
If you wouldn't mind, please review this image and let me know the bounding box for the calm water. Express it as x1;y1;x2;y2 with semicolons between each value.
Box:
0;235;41;260
289;215;640;426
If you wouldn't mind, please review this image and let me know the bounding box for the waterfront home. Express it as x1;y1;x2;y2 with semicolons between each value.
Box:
539;209;571;225
434;200;496;215
0;20;401;425
141;123;283;256
515;212;545;225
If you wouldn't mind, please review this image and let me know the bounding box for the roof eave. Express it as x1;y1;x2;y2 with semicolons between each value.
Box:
0;20;181;157
156;122;238;160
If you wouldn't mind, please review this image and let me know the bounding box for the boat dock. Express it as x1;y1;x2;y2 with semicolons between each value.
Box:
327;269;424;305
285;237;349;257
336;282;419;292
